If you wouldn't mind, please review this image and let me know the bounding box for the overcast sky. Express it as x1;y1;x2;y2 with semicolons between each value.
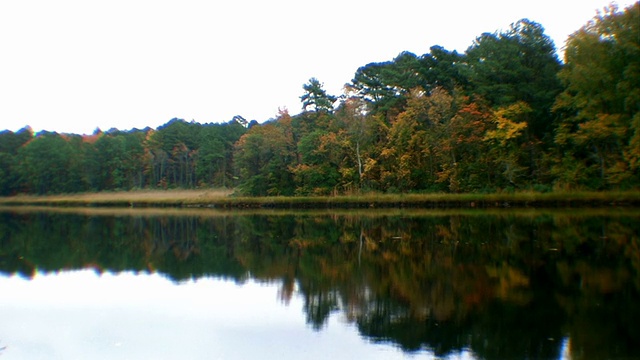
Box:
0;0;636;135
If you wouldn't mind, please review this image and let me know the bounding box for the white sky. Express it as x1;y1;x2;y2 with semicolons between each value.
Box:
0;0;636;135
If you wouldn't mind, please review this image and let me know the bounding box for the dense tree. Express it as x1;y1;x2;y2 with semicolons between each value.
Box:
462;19;563;187
0;119;244;194
333;96;377;192
234;115;296;196
430;93;494;192
483;102;531;188
419;46;468;93
16;133;78;193
379;88;431;191
147;119;202;188
195;133;224;186
348;60;406;119
2;5;638;196
553;3;639;189
0;128;32;195
85;131;147;190
292;129;344;195
465;19;562;140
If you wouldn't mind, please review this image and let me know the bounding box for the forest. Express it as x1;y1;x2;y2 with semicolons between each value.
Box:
0;4;638;196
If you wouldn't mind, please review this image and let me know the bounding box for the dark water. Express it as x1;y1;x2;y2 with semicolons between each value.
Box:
0;207;639;359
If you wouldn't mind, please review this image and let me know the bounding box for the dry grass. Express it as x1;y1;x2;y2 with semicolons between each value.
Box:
0;189;233;205
0;188;639;208
2;204;638;219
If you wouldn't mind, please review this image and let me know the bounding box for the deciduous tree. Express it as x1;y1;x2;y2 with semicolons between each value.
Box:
553;3;639;188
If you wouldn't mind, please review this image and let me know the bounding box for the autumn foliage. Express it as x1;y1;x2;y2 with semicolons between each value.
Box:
1;4;638;195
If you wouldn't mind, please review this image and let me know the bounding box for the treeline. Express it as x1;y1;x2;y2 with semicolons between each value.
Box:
0;120;246;194
1;4;638;196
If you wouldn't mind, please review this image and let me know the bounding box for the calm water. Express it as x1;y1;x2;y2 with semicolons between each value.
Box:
0;207;638;360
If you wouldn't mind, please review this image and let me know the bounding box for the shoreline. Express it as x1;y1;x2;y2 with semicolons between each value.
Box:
1;189;639;209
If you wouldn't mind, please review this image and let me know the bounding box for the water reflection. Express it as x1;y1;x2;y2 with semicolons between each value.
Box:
1;270;415;360
0;207;639;359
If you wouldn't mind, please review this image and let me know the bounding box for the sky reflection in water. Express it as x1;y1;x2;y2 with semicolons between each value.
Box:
0;269;458;360
1;208;637;359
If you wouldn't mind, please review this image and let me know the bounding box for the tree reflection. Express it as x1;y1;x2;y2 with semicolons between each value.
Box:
0;208;639;359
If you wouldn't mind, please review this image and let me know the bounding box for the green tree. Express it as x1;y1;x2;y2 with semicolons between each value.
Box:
292;129;342;195
234;115;296;196
348;52;429;121
147;119;201;188
85;130;147;191
0;127;32;195
194;120;245;188
16;132;79;193
348;60;406;119
553;3;639;188
465;19;562;141
419;46;468;93
300;77;337;113
196;128;226;187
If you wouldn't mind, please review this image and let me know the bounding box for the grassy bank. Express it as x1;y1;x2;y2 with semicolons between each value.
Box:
1;189;639;209
0;189;232;207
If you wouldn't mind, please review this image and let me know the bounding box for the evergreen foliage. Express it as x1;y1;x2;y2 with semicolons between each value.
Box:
1;4;638;195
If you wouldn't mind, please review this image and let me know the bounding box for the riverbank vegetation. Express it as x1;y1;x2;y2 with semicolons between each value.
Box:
1;189;639;208
1;4;638;197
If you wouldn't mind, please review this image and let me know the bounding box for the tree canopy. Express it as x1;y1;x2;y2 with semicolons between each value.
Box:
1;4;638;195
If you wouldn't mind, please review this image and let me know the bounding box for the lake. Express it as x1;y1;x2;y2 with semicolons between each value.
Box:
0;207;638;359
